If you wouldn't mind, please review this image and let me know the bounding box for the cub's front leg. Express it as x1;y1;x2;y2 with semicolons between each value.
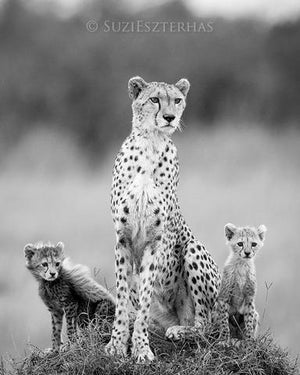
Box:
244;297;259;339
64;301;78;343
49;308;64;351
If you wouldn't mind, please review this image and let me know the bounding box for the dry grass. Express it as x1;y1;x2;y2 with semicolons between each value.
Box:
4;321;299;375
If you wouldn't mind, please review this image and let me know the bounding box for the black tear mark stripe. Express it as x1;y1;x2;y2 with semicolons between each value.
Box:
155;110;159;127
157;92;161;111
154;90;161;126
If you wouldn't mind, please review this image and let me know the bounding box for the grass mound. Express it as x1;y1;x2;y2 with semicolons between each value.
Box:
4;321;299;375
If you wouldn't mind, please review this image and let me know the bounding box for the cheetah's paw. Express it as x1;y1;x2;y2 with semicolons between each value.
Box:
165;325;186;340
105;339;128;357
132;345;154;363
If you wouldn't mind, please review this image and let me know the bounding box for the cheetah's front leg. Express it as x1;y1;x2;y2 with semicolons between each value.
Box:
106;239;131;357
131;238;161;362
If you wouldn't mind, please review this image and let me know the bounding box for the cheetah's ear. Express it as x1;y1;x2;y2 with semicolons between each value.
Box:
128;76;147;100
257;225;267;241
55;242;64;254
24;243;36;261
224;223;237;241
175;78;190;97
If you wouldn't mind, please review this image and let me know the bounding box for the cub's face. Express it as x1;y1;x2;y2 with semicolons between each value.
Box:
224;223;267;260
24;242;64;281
128;76;190;135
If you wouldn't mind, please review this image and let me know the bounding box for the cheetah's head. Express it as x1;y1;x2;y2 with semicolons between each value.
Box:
24;241;65;281
128;76;190;135
224;223;267;260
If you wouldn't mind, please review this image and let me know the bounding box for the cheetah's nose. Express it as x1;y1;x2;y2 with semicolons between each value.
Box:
50;272;56;277
163;114;175;123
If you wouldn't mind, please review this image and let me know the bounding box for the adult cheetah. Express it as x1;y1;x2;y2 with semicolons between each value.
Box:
106;76;221;361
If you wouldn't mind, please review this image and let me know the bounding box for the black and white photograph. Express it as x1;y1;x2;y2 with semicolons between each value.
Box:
0;0;299;373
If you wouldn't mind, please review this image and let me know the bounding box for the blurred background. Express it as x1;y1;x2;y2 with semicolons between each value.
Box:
0;0;299;361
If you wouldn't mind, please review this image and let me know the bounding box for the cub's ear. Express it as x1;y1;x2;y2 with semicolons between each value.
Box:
56;242;64;254
24;244;36;260
224;223;237;241
128;76;147;100
175;78;190;97
257;225;267;241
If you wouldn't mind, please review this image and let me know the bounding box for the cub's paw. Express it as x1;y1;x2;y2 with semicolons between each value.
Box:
217;338;231;348
230;338;242;348
61;342;73;352
217;337;242;348
43;347;54;354
43;347;59;355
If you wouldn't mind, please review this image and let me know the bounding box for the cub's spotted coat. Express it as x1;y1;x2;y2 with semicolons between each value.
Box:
214;223;266;342
24;242;115;351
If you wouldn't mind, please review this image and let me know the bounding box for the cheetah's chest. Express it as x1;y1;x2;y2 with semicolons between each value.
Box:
112;134;179;240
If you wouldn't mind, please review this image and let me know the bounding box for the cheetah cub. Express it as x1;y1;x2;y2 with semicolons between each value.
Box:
215;223;267;342
24;241;115;352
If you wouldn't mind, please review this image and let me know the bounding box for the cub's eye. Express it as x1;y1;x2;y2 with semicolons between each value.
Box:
175;98;182;104
252;242;257;248
42;262;48;267
150;97;159;103
55;262;60;267
237;242;243;247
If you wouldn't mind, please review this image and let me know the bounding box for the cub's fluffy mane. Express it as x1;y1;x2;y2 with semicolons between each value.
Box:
61;258;115;304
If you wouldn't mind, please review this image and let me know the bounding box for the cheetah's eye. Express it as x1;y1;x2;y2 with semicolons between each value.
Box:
175;98;182;104
150;97;159;104
42;262;48;267
252;242;257;248
55;262;60;267
237;242;243;247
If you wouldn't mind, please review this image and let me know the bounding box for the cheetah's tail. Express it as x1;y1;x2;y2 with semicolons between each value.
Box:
61;258;116;305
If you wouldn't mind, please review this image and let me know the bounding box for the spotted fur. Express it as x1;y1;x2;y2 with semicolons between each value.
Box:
214;223;267;342
106;77;221;362
24;242;115;351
